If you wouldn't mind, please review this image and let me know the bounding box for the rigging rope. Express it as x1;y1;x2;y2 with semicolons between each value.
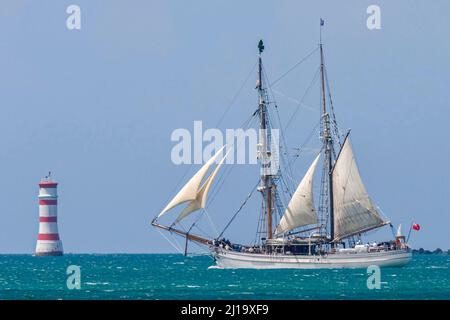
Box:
284;66;321;131
324;65;343;147
156;228;184;254
216;61;258;129
217;181;259;239
180;114;258;241
205;114;257;206
203;208;219;237
269;46;319;87
259;51;323;223
155;62;258;220
267;62;321;189
287;120;321;168
263;64;295;193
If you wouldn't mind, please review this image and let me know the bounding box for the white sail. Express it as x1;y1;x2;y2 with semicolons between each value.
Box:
158;146;225;218
175;150;229;223
332;138;386;241
275;154;320;235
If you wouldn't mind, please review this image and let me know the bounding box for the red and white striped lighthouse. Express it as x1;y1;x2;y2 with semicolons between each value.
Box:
35;174;63;256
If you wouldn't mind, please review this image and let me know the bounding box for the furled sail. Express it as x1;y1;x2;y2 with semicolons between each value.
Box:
175;150;229;223
275;154;320;235
332;137;386;241
158;146;225;218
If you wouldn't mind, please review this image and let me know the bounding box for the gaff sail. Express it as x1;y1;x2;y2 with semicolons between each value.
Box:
332;137;387;241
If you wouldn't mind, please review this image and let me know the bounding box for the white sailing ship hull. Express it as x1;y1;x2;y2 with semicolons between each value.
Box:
212;248;412;269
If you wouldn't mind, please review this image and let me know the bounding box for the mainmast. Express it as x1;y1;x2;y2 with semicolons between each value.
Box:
256;40;273;241
318;20;335;242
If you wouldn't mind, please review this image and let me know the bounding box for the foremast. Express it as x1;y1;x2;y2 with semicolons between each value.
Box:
256;40;275;242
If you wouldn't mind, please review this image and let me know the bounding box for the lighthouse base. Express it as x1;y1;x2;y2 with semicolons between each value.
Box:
35;240;64;256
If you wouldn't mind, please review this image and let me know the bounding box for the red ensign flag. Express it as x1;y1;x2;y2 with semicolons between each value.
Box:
412;223;420;231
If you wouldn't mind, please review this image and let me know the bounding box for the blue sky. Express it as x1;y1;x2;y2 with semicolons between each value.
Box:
0;0;449;253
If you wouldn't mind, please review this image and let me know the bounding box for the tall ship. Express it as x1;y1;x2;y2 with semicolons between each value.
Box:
152;23;412;269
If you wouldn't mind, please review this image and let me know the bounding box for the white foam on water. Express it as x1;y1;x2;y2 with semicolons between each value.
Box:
86;282;110;286
207;265;223;270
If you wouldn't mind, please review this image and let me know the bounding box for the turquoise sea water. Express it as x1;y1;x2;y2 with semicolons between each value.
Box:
0;254;449;300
